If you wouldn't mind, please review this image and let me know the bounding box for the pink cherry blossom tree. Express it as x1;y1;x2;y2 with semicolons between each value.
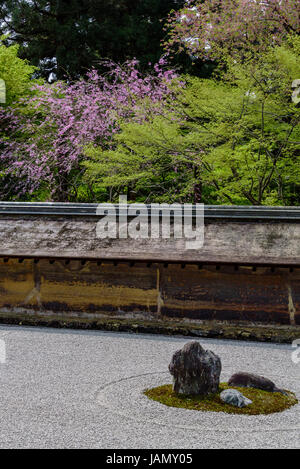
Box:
0;59;177;201
164;0;300;61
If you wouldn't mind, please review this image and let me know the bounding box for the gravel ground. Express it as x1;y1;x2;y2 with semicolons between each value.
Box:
0;324;298;449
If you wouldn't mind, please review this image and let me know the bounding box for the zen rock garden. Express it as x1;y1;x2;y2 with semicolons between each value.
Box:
145;341;298;415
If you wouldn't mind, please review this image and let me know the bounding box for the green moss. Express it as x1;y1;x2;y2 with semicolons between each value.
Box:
144;383;298;415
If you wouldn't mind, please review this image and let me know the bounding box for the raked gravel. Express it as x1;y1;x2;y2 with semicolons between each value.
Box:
0;324;298;449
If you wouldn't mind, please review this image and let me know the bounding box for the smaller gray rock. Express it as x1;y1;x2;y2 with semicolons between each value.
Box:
220;389;252;408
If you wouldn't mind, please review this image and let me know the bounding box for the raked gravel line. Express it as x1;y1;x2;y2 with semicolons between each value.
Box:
0;324;298;449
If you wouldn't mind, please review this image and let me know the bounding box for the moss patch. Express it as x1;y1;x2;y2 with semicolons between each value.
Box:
144;383;298;415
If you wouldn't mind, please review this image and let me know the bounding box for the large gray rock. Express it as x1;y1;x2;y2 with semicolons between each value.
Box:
220;389;252;408
228;372;284;394
168;341;221;395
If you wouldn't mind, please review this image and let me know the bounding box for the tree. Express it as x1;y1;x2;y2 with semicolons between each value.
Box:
84;37;300;205
0;59;177;201
0;37;36;105
0;38;38;199
0;0;185;80
164;0;300;62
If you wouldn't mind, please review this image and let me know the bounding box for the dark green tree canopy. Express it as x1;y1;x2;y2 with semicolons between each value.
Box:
0;0;185;80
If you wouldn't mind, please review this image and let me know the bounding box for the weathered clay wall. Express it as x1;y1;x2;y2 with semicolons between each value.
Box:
0;207;299;329
0;215;299;265
0;258;299;325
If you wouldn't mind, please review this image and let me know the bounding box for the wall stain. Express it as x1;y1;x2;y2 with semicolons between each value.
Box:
287;282;296;325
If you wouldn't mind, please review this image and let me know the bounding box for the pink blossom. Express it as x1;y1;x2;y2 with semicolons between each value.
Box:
0;60;177;200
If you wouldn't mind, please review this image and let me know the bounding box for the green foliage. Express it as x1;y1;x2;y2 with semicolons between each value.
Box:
0;0;186;80
84;37;300;205
0;37;36;105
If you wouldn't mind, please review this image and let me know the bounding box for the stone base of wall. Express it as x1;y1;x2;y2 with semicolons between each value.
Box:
0;311;298;344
